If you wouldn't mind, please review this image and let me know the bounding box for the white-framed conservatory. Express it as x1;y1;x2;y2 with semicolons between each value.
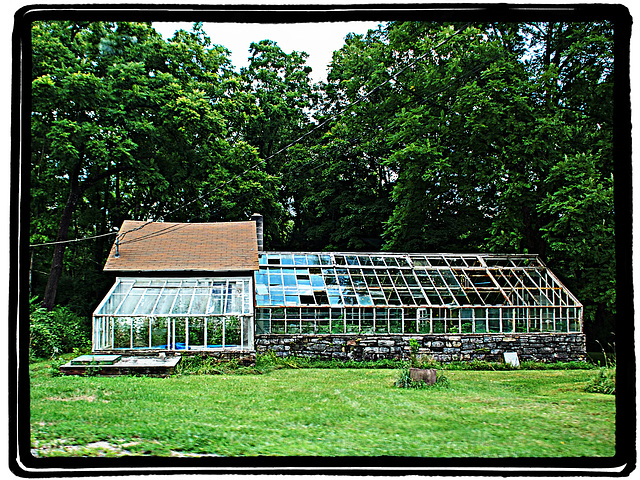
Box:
93;276;254;351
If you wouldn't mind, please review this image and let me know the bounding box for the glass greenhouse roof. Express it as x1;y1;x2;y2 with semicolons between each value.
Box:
94;277;253;317
255;253;581;309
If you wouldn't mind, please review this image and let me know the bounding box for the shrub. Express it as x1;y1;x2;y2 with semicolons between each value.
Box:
29;299;91;360
585;343;616;395
585;367;616;395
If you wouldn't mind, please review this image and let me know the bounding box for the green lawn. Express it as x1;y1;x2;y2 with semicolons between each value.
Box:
29;362;615;458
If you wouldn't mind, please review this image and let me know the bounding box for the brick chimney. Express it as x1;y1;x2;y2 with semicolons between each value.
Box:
251;213;264;251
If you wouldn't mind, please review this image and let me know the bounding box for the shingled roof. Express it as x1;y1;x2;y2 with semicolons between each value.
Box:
103;220;259;273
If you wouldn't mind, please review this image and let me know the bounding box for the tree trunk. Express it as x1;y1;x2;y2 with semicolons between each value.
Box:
42;168;81;310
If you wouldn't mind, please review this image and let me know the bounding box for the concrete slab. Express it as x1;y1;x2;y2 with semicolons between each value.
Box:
70;354;122;365
60;356;181;377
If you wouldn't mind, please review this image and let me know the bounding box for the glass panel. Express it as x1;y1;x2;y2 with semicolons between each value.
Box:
117;292;142;315
99;293;126;315
488;309;501;333
131;317;149;348
283;274;296;286
396;257;410;268
280;255;294;265
389;309;402;333
384;257;399;267
412;256;428;267
502;309;514;333
187;317;205;348
460;309;473;333
153;291;177;315
356;293;373;306
113;317;131;348
374;309;388;333
358;256;373;266
431;310;445;333
361;310;374;333
131;292;157;315
189;295;209;314
271;319;285;334
346;255;359;265
403;311;417;333
371;256;386;266
316;310;330;334
172;293;193;314
345;310;359;333
417;309;430;333
474;310;487;333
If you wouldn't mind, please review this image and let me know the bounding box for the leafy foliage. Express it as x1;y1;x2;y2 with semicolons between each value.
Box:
29;298;91;360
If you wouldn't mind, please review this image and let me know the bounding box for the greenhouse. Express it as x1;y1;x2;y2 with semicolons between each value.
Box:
92;219;584;360
92;276;254;351
254;252;583;336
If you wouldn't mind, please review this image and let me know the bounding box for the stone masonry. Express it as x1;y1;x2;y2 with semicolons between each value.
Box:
255;333;587;363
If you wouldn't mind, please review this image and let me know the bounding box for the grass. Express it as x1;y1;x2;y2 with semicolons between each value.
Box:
29;358;616;458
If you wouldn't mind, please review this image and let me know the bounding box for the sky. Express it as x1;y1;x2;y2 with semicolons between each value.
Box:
152;21;382;83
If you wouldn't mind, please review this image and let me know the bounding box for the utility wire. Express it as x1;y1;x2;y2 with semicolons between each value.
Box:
29;231;118;247
115;23;471;245
31;23;471;250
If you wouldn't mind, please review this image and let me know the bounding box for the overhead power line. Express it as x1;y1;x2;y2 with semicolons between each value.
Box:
30;23;471;250
29;231;118;248
114;23;471;246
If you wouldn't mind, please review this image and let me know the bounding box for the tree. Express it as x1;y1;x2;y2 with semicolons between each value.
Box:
286;26;395;250
30;21;277;309
316;20;614;344
238;39;320;247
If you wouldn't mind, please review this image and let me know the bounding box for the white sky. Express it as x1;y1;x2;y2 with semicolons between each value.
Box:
152;21;382;83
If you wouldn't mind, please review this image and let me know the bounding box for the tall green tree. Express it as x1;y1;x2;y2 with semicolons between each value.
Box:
316;20;614;344
238;40;319;247
30;21;276;309
287;27;396;250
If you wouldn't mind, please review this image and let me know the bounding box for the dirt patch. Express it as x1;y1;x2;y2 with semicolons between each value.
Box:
31;440;136;457
45;395;109;403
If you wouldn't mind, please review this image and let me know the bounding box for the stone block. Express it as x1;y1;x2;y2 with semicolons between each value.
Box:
409;368;437;385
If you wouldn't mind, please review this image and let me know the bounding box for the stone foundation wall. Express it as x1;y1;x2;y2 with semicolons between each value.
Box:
255;333;587;363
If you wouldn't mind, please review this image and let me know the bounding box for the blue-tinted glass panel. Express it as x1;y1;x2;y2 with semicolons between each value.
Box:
357;294;373;306
280;255;294;265
329;295;342;305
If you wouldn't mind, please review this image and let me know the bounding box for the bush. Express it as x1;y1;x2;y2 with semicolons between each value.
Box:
585;344;616;395
585;367;616;394
29;299;91;360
